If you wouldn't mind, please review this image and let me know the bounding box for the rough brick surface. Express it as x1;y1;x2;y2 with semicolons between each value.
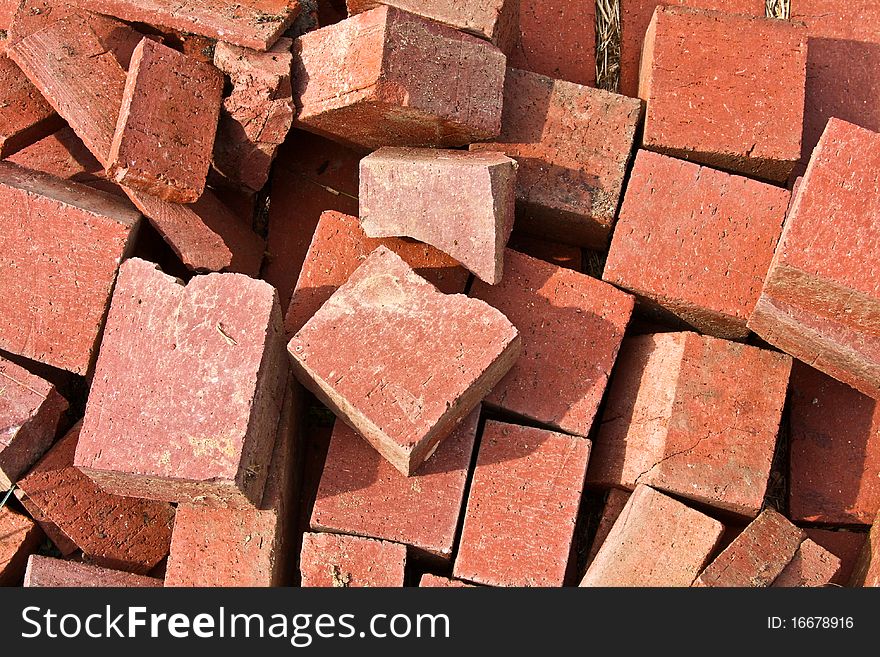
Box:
7;127;108;189
470;250;633;437
748;119;880;399
639;7;807;182
852;512;880;587
0;507;43;586
419;574;474;587
0;355;68;489
285;211;468;335
16;423;175;574
453;421;591;587
471;69;642;249
75;258;289;507
587;332;791;517
0;55;63;158
360;148;517;283
603;150;789;339
108;39;223;203
292;6;505;150
23;555;162;588
0;162;140;374
805;529;868;587
311;408;477;560
300;532;406;587
585;489;631;568
772;539;842;588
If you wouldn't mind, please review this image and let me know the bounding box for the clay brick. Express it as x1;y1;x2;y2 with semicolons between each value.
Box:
290;246;518;475
107;39;223;203
789;362;880;525
507;234;583;272
587;332;791;517
772;539;841;588
292;6;505;150
749;119;880;398
0;355;68;489
7;127;106;187
0;55;63;158
360;148;517;283
285;211;468;336
16;423;175;574
213;38;295;192
75;258;289;507
0;162;140;374
805;529;868;586
639;7;807;182
300;532;406;587
419;574;474;587
603;150;790;339
470;69;642;249
508;0;595;86
0;0;16;30
693;509;806;587
453;421;591;587
585;489;631;568
0;507;43;586
852;511;880;587
310;408;477;560
23;555;162;587
470;250;633;436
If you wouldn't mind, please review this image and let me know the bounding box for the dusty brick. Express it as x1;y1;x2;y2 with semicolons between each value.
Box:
310;408;477;560
419;574;474;587
852;511;880;586
772;539;842;588
285;211;468;335
0;507;43;586
24;555;162;587
470;69;642;249
0;55;63;158
693;509;806;587
0;355;68;489
805;529;868;586
789;362;880;525
293;6;505;150
300;532;406;587
75;258;289;507
587;332;791;517
639;7;806;182
585;489;631;568
470;250;633;437
16;423;175;574
360;148;517;284
453;421;591;587
603;150;790;339
213;38;295;192
0;162;140;374
507;234;583;272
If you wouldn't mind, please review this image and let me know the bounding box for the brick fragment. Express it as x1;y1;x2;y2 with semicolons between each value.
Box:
0;507;43;586
471;69;642;249
360;148;516;283
7;127;106;187
639;7;806;182
587;332;791;517
852;511;880;587
300;532;406;587
454;421;591;587
0;55;63;158
75;258;289;507
804;529;868;587
471;250;633;437
24;555;162;587
603;150;790;339
772;539;841;588
0;162;140;374
419;574;474;587
293;6;505;149
16;423;174;574
507;234;583;271
585;489;631;568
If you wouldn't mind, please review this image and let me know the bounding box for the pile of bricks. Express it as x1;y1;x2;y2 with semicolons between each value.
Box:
0;0;877;589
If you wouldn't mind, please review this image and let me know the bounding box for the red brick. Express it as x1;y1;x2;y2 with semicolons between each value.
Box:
470;69;642;249
804;529;868;587
748;119;880;398
585;489;631;568
603;150;790;339
23;555;162;587
693;509;805;587
0;355;68;489
852;511;880;586
360;148;517;284
310;408;477;560
508;0;595;86
0;162;140;374
640;7;806;182
0;0;16;30
285;211;468;336
67;0;301;50
507;234;583;272
289;246;519;475
470;250;633;437
0;55;63;158
419;574;474;587
16;423;174;574
75;258;289;507
293;6;505;150
0;507;43;586
213;38;295;192
587;332;791;517
771;539;841;588
581;484;723;586
789;362;880;525
453;421;591;587
7;127;105;185
300;532;406;587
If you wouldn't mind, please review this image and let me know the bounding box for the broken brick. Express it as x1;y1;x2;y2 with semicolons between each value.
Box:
299;532;406;587
585;489;631;568
0;507;43;586
772;539;842;588
0;55;63;159
852;510;880;587
23;555;162;587
805;528;868;587
6;127;109;190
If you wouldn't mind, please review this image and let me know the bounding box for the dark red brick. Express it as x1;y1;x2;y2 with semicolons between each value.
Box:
0;507;43;586
852;510;880;586
804;528;868;586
